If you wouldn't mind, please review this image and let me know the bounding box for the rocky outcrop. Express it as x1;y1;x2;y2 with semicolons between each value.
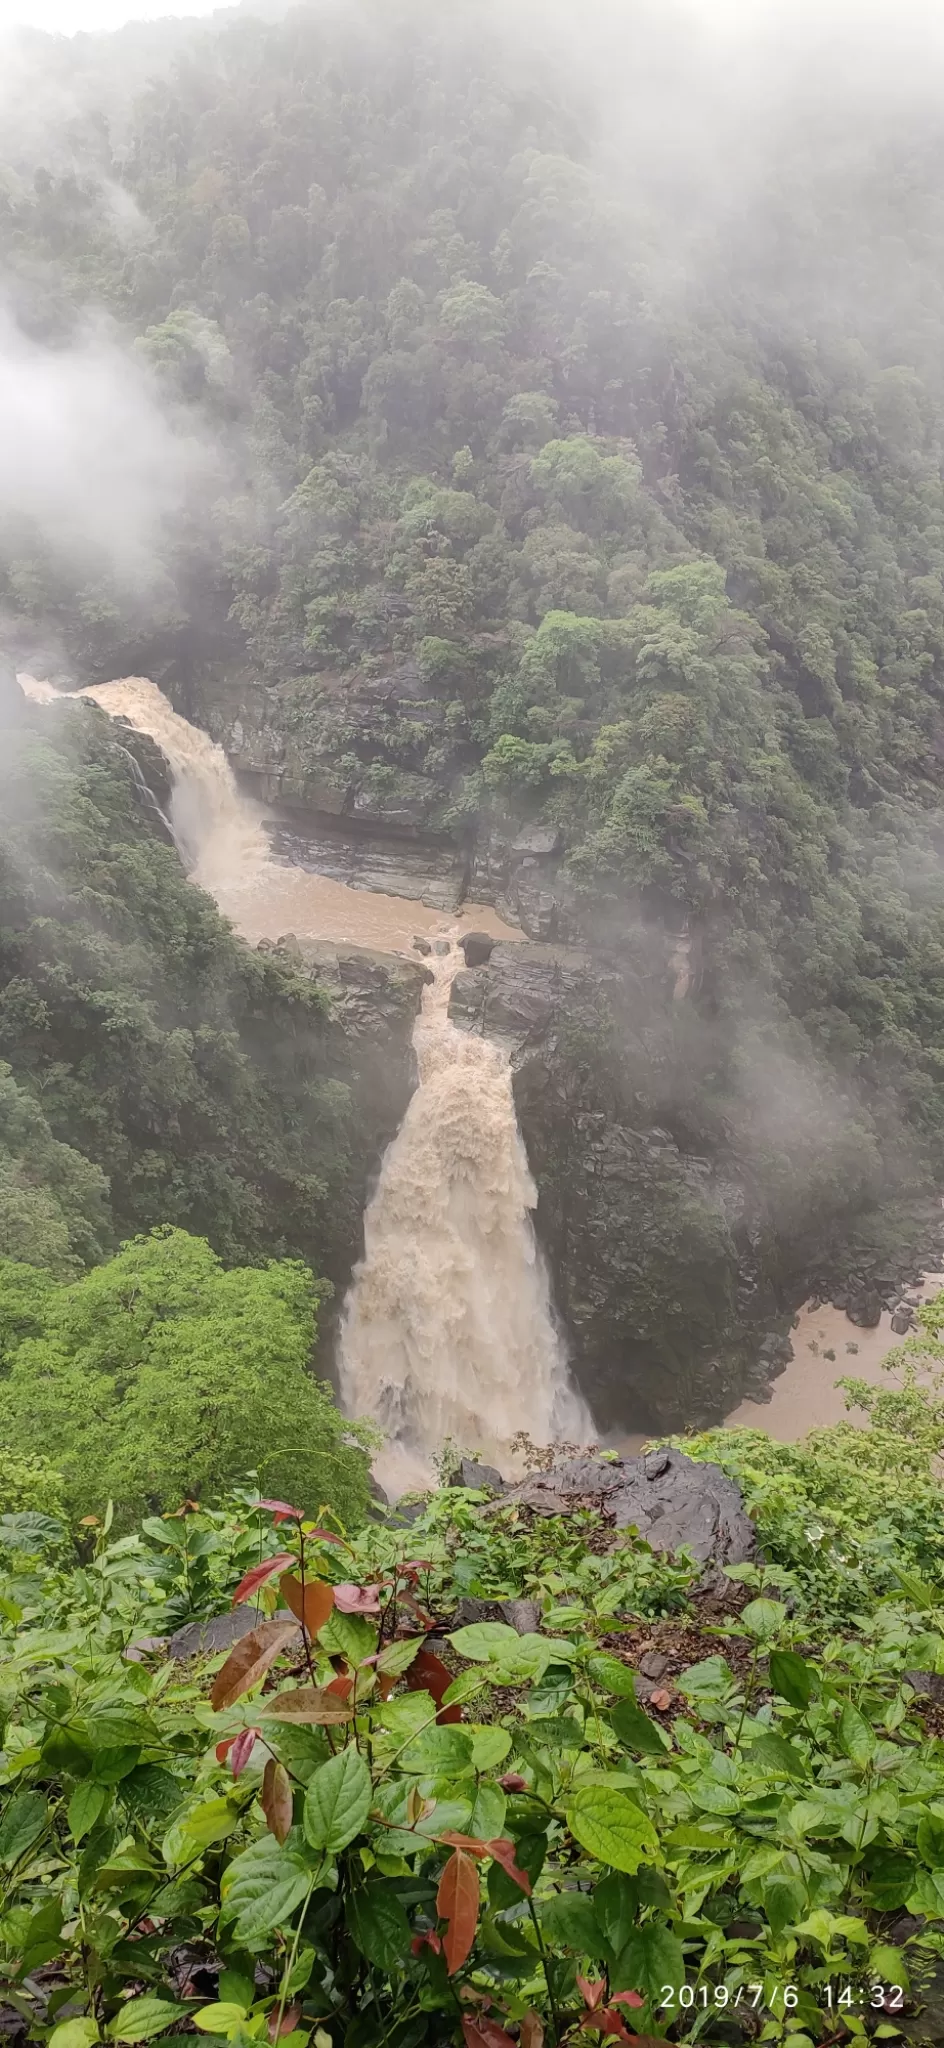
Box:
499;1448;758;1566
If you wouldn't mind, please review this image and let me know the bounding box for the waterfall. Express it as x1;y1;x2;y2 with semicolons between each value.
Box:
338;942;592;1495
17;670;592;1486
77;677;270;889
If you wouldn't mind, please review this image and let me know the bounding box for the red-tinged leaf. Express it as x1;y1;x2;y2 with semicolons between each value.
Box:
232;1553;295;1607
437;1848;480;1974
411;1932;442;1958
498;1772;527;1794
333;1582;382;1614
611;1992;646;2009
461;2020;517;2048
325;1673;354;1700
401;1590;435;1630
259;1686;354;1725
209;1617;299;1711
578;1979;606;2012
649;1688;673;1712
485;1838;531;1895
439;1832;489;1856
520;2016;545;2048
230;1726;260;1779
407;1647;463;1724
280;1571;335;1635
582;2014;634;2044
261;1757;293;1843
268;2001;302;2041
215;1737;235;1763
257;1498;305;1521
308;1526;344;1545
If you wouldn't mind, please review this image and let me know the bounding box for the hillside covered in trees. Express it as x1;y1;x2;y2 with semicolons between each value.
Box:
5;0;944;1418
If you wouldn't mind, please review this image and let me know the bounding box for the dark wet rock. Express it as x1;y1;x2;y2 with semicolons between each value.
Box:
758;1332;794;1373
500;1597;542;1635
500;1449;757;1567
891;1308;914;1334
848;1290;884;1327
459;930;495;968
639;1651;670;1679
168;1608;299;1662
275;932;302;961
433;938;451;956
450;1456;504;1492
450;1596;543;1635
904;1670;944;1701
412;935;432;956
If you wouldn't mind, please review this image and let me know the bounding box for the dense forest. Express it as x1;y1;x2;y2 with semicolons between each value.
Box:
5;1;944;1433
5;0;944;1289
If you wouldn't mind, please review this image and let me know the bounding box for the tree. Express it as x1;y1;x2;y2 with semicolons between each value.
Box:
0;1228;372;1526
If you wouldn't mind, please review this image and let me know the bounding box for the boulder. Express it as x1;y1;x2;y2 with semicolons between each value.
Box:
450;1596;542;1636
450;1456;504;1492
847;1289;884;1327
168;1607;299;1662
499;1448;757;1567
459;930;495;968
891;1308;913;1335
412;935;432;956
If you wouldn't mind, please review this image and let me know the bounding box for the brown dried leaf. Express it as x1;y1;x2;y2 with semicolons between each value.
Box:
261;1758;293;1844
520;2016;545;2048
209;1617;300;1711
260;1685;354;1725
280;1571;335;1636
437;1847;480;1974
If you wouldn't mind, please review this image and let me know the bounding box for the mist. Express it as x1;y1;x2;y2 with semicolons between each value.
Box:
0;298;213;589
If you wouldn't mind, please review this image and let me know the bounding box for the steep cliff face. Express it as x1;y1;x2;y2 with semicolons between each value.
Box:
448;940;932;1432
449;943;747;1430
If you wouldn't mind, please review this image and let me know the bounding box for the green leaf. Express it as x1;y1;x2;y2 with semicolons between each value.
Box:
448;1622;524;1661
69;1782;108;1844
345;1879;412;1969
318;1609;377;1665
398;1725;474;1775
749;1732;807;1780
304;1745;372;1852
611;1698;671;1756
769;1648;814;1709
468;1726;512;1771
741;1598;787;1639
566;1786;658;1874
539;1889;606;1955
917;1812;944;1867
839;1703;876;1769
50;2024;100;2048
468;1782;506;1841
763;1875;806;1936
595;1871;637;1960
192;2005;247;2036
106;1997;191;2042
220;1833;314;1943
586;1654;639;1698
612;1920;685;2007
375;1636;424;1679
0;1789;46;1865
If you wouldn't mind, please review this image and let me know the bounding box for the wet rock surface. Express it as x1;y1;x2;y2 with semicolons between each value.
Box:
450;944;746;1432
499;1448;758;1566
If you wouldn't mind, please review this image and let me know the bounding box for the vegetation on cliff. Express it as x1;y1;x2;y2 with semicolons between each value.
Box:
4;1;944;1316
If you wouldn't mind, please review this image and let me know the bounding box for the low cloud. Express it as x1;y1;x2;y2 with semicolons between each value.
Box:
0;295;212;586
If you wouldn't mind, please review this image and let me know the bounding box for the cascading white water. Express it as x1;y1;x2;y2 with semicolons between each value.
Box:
338;942;592;1495
17;669;591;1485
77;676;270;889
